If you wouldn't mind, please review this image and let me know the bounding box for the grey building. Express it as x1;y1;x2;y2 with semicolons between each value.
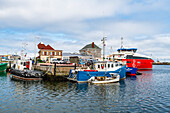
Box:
79;42;101;59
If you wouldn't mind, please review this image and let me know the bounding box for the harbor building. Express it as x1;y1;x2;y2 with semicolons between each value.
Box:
38;42;62;62
79;42;101;59
62;53;92;65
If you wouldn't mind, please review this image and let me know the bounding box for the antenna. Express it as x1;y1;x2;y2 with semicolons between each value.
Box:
102;11;105;37
101;36;107;61
121;37;124;48
110;46;113;54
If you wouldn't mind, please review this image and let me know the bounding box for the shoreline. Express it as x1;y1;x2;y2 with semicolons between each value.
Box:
153;62;170;65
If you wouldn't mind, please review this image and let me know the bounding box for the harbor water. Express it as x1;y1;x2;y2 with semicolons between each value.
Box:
0;65;170;113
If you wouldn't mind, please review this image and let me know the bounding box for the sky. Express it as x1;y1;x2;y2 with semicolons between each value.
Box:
0;0;170;62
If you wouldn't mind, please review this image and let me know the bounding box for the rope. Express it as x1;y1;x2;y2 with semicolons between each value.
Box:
41;66;52;76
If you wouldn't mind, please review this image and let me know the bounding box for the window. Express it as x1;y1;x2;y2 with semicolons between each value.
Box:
55;52;57;55
42;51;44;55
59;52;61;56
111;64;114;68
127;61;131;63
50;52;52;55
115;64;118;67
98;65;100;68
101;64;104;69
108;64;110;68
47;52;49;55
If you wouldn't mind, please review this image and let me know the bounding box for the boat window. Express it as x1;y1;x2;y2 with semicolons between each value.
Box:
98;65;100;68
101;64;104;69
127;61;131;63
105;64;106;68
21;62;23;65
111;64;114;68
108;64;110;68
137;61;141;63
115;64;118;67
23;62;26;66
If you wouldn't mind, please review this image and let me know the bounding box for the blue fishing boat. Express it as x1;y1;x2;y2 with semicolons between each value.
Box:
68;61;126;83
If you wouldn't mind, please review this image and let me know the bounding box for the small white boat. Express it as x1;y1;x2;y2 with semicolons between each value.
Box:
88;73;120;84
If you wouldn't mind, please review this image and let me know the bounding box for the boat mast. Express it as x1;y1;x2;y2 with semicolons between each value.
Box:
21;42;28;60
34;36;39;64
101;36;107;61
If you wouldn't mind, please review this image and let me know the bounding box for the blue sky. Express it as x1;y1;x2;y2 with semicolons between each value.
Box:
0;0;170;61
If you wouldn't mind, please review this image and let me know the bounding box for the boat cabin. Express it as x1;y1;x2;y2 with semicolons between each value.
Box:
12;60;32;70
94;61;123;71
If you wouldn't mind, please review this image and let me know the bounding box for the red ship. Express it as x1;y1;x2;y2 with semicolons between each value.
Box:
113;38;154;70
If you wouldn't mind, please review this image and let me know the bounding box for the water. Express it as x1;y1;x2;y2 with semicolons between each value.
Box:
0;65;170;113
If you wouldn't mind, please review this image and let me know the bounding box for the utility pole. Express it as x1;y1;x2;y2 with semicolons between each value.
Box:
101;36;107;61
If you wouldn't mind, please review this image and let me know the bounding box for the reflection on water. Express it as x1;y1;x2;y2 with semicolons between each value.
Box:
0;65;170;112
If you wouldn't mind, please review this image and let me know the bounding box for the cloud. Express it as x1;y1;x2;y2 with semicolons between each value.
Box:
0;0;170;61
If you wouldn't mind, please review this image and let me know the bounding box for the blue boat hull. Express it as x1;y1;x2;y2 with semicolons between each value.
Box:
69;65;126;82
126;67;137;76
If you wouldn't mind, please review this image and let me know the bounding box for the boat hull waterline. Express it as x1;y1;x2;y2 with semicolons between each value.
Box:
88;74;120;84
12;75;43;81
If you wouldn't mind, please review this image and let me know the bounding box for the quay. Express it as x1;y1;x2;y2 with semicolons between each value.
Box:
33;63;76;81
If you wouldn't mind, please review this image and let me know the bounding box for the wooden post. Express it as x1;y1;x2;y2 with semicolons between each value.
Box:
9;61;11;69
74;63;76;70
54;62;56;76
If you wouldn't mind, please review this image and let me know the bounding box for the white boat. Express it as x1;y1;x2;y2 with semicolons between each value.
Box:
112;37;154;70
10;59;44;81
87;73;120;84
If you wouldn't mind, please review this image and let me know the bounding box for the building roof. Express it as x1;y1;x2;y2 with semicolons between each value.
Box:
38;42;55;50
80;42;101;51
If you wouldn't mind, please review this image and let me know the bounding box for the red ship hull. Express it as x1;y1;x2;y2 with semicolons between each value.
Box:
122;59;154;70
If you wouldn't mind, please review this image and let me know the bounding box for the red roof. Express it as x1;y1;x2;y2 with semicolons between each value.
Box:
38;43;54;50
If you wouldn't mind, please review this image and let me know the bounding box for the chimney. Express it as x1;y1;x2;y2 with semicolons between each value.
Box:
92;42;94;48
